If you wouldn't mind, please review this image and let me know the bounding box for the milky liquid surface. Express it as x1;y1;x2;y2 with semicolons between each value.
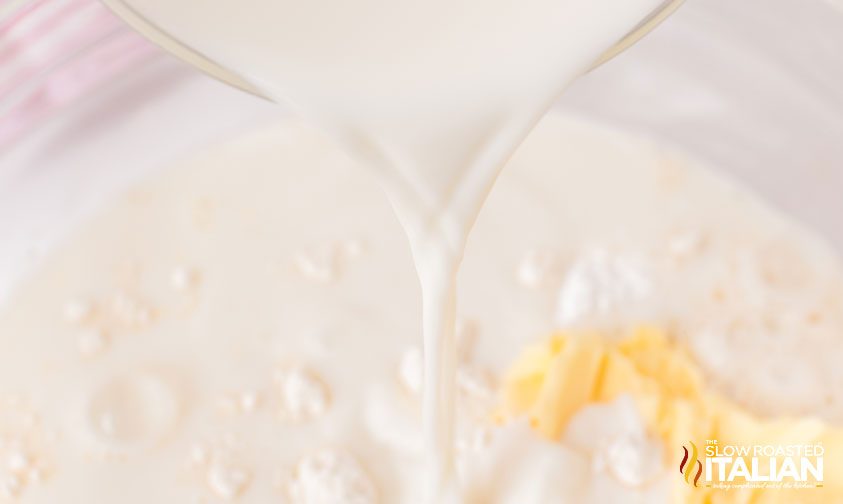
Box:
111;0;668;499
1;114;842;502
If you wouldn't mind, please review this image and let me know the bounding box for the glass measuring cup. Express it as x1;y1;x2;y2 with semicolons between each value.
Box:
99;0;685;100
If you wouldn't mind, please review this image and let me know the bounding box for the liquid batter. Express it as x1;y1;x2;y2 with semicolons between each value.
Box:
0;114;841;502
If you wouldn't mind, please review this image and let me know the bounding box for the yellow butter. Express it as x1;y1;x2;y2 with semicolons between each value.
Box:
502;326;841;503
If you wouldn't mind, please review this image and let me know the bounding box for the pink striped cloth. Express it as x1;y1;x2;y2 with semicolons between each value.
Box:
0;0;159;148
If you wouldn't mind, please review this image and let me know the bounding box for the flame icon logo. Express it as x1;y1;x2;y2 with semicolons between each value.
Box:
680;441;703;487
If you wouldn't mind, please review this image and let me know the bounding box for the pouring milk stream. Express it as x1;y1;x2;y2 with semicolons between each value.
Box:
99;0;674;501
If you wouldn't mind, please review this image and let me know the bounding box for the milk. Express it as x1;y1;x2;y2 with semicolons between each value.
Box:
94;0;666;500
2;113;843;502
